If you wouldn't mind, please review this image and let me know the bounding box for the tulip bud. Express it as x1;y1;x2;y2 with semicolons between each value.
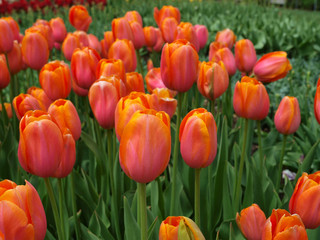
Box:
108;39;137;73
149;88;177;118
72;78;89;96
3;17;20;42
197;61;229;101
89;75;126;129
119;109;171;183
274;96;300;135
69;5;92;32
71;47;101;89
0;54;10;89
179;108;217;168
160;17;178;43
194;24;208;50
73;31;90;48
13;93;43;120
253;51;292;83
289;171;320;229
233;76;270;120
208;41;227;62
29;23;54;50
88;34;102;54
124;11;143;27
100;31;114;58
111;17;134;42
161;39;199;92
153;28;165;52
126;72;145;93
0;179;47;240
144;26;157;48
96;58;126;83
39;60;72;100
236;204;266;240
7;40;23;74
0;102;12;119
0;18;14;54
62;33;81;61
49;17;67;43
27;86;53;111
175;22;199;52
159;216;205;240
215;47;237;76
262;209;307;240
215;28;236;49
235;39;257;74
154;5;181;27
129;21;145;50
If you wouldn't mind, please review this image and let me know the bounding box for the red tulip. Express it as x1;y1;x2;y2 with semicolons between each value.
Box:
88;34;101;54
3;17;20;42
129;20;145;49
235;39;257;74
49;17;67;43
0;18;14;54
314;77;320;125
7;40;23;74
69;5;92;32
62;33;81;61
111;17;134;42
29;23;54;50
0;54;10;89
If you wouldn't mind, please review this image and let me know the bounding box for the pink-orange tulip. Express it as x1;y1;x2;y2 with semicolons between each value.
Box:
161;39;199;92
235;39;257;74
108;39;137;73
48;99;81;141
96;58;126;83
7;40;23;74
124;11;143;27
314;77;320;124
18;110;76;178
29;23;54;50
154;5;181;27
72;78;88;96
0;18;14;54
233;76;270;120
253;51;292;83
0;102;12;119
71;47;101;89
215;47;237;76
160;17;178;43
27;86;53;111
215;28;236;49
208;41;227;62
197;61;229;100
0;179;47;240
147;59;154;71
62;33;81;61
126;72;145;93
69;5;92;32
111;17;134;42
262;209;307;240
100;31;114;58
39;61;72;100
274;96;300;135
175;22;199;52
194;24;208;49
144;26;157;48
289;171;320;229
73;31;89;48
153;28;165;52
129;20;145;49
0;55;10;89
179;108;217;168
13;94;43;120
49;17;67;43
236;204;266;240
149;88;177;118
88;34;102;54
2;17;20;42
119;109;171;183
145;68;177;96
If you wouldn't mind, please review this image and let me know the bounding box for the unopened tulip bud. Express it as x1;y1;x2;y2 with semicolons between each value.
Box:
235;39;257;74
111;17;134;42
129;20;145;49
62;33;81;61
88;34;101;54
69;5;92;32
208;41;227;62
194;24;208;49
96;58;126;83
175;22;199;52
160;17;178;43
7;40;23;74
154;5;181;27
0;18;14;54
126;72;145;93
215;28;236;49
215;47;237;76
124;11;143;27
49;17;67;43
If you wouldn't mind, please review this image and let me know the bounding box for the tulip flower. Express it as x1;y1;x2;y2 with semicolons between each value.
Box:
159;216;205;240
160;17;178;43
88;34;101;54
100;31;114;58
233;76;270;120
0;54;10;89
152;28;165;52
111;17;134;42
194;24;208;49
18;110;76;178
274;96;300;135
144;26;157;48
126;72;145;93
197;61;229;101
262;209;308;240
129;20;145;49
39;61;72;100
49;17;67;43
96;58;126;83
0;18;14;54
235;39;257;74
208;41;227;62
215;28;236;49
48;99;82;141
314;77;320;124
2;16;20;42
253;51;292;83
0;102;12;119
145;68;176;96
89;75;126;129
149;88;177;118
13;93;43;120
215;47;237;76
72;78;89;96
7;40;23;74
73;31;89;48
236;204;266;240
147;59;154;71
108;39;137;73
124;11;143;26
69;5;92;32
154;5;181;27
175;22;199;52
0;179;47;240
289;171;320;229
161;39;199;92
71;47;101;89
29;23;54;50
119;109;171;183
62;33;81;61
27;86;52;111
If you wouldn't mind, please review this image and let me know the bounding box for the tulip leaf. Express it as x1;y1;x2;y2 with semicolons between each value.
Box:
81;131;105;162
147;216;158;240
124;196;140;240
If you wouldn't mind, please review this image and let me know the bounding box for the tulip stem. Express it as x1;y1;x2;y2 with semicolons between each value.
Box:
136;49;144;76
0;90;8;126
257;120;264;172
276;135;287;192
195;168;201;227
170;92;183;216
138;182;147;240
211;99;215;116
70;171;81;240
44;178;64;240
234;118;249;211
58;178;67;240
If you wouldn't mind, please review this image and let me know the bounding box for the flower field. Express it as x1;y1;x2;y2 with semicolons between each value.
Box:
1;0;320;239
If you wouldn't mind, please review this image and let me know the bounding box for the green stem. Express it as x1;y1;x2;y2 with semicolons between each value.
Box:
276;135;287;192
138;183;147;240
136;49;144;76
170;92;183;215
44;178;64;240
211;99;215;116
0;91;8;126
58;179;66;240
195;168;201;227
257;120;264;172
234;118;249;211
70;171;81;240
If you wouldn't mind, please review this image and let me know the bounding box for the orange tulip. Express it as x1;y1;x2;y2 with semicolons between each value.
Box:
108;39;137;73
48;99;82;141
159;216;205;240
129;20;145;49
27;86;53;111
194;25;208;50
124;11;143;27
73;30;89;48
289;171;320;229
235;39;257;74
115;92;151;140
197;61;229;101
153;28;165;52
29;23;54;50
62;33;81;61
119;109;171;183
18;110;76;178
100;31;114;58
215;28;236;49
0;54;10;89
314;77;320;125
262;209;307;240
7;40;23;74
179;108;217;168
49;17;67;43
21;31;49;70
144;26;158;48
71;47;101;89
175;22;199;52
160;17;178;43
89;75;126;129
147;59;154;71
69;5;92;32
253;51;292;83
111;17;134;42
39;61;72;100
161;39;199;92
13;93;43;120
274;96;300;135
208;41;227;62
154;5;181;27
125;72;145;93
233;76;270;120
0;179;47;240
96;58;126;83
149;88;177;118
72;78;88;96
145;68;177;96
3;17;20;42
215;47;236;76
0;102;12;119
88;34;101;54
0;18;14;54
236;204;266;240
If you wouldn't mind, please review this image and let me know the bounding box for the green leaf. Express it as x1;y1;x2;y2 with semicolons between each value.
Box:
124;197;140;240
